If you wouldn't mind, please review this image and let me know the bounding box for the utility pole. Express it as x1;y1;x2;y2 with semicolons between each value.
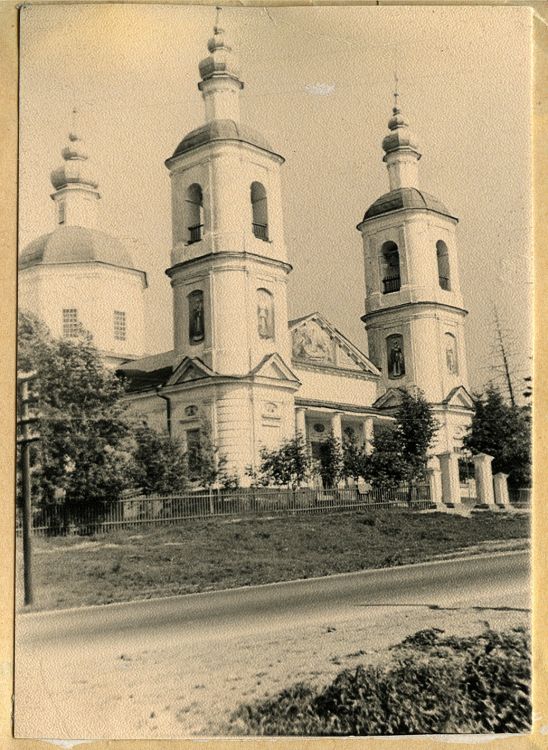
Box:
17;371;40;606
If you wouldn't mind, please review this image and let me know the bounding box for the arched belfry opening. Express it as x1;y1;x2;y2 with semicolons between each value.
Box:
381;241;401;293
186;183;204;244
436;240;451;290
251;182;269;241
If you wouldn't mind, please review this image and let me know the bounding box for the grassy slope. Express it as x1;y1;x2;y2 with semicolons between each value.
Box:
21;509;529;611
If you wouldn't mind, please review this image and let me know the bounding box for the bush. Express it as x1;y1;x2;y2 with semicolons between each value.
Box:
226;627;530;736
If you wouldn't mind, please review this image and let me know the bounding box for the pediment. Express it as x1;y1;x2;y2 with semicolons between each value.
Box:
251;353;301;383
443;385;475;409
289;312;380;376
167;357;215;385
372;387;405;410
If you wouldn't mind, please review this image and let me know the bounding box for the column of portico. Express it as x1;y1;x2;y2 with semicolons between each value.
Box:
330;412;343;442
438;452;462;508
474;453;496;508
363;416;374;455
295;407;307;439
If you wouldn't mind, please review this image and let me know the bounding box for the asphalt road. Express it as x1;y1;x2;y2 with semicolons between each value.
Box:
14;550;530;738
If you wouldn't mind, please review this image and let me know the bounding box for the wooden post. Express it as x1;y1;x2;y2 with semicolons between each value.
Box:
17;373;39;607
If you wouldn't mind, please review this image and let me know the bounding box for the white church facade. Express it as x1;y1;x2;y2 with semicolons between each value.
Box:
19;17;475;485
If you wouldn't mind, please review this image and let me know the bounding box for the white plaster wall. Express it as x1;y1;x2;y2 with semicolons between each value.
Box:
168;141;286;267
171;255;291;375
293;366;378;408
53;187;99;229
361;211;464;316
19;264;146;359
366;304;468;402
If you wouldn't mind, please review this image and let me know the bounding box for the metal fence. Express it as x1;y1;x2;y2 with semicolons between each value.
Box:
18;483;433;537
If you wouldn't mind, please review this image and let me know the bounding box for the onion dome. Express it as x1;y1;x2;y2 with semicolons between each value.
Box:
198;15;242;85
18;226;143;274
50;129;99;191
382;105;421;158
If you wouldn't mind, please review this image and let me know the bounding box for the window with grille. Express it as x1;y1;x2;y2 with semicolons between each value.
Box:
62;308;79;338
114;310;127;341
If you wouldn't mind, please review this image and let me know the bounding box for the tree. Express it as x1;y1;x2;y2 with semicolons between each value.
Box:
17;311;135;508
341;432;369;483
364;389;438;489
463;384;531;488
132;424;188;495
186;418;238;489
317;431;343;488
253;434;313;489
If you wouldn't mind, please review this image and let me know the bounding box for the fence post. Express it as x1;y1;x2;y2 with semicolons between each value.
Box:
473;453;496;508
493;472;510;507
438;452;462;508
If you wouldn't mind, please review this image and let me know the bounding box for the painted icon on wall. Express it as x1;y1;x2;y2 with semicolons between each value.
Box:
387;334;405;378
188;290;205;343
257;288;275;339
445;333;458;374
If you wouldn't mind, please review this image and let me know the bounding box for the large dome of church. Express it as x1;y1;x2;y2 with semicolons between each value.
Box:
170;119;279;161
362;187;456;222
19;226;139;272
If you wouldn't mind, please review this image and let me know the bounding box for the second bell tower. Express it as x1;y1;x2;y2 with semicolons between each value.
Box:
357;98;473;451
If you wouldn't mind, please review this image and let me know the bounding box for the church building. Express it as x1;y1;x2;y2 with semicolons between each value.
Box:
19;16;474;484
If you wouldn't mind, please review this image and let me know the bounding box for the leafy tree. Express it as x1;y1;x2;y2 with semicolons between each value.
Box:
363;425;409;488
186;418;237;489
253;434;313;489
364;389;438;488
17;311;134;508
463;384;531;488
342;433;369;482
132;424;188;495
317;431;343;488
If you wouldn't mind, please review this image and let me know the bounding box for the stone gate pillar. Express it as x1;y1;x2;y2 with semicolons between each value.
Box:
426;457;442;505
438;452;461;507
473;453;495;507
493;472;510;507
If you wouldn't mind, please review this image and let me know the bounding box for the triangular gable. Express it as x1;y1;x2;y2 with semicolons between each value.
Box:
250;353;301;383
443;385;475;409
372;387;405;410
289;312;380;376
167;356;216;386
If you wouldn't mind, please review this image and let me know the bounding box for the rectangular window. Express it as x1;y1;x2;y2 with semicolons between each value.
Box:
113;310;126;341
62;308;78;338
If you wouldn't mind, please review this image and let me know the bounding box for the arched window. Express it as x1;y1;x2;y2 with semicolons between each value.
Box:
188;290;205;343
445;333;458;374
186;184;204;244
386;334;405;378
381;241;401;293
436;240;451;290
257;288;275;340
251;182;269;241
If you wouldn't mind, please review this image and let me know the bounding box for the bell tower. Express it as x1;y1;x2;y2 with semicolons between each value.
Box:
165;9;292;376
357;95;473;450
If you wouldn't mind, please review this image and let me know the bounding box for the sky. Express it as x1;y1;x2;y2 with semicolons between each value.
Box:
18;4;533;396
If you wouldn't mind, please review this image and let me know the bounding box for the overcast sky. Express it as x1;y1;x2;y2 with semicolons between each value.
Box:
18;4;533;396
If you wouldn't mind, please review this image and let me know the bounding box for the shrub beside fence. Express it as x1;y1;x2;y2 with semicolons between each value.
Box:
17;484;433;537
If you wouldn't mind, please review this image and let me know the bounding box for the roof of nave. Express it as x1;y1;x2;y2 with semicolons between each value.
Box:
117;350;182;392
361;187;456;223
169;119;281;161
19;226;144;276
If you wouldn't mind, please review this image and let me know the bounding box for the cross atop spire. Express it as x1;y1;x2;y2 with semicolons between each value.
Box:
393;71;400;110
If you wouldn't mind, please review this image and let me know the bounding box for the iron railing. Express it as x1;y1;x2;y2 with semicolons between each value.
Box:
188;224;203;244
252;222;269;241
382;275;401;294
17;484;433;537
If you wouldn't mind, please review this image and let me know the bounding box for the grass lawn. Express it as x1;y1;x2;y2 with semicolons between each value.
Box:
18;509;529;611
